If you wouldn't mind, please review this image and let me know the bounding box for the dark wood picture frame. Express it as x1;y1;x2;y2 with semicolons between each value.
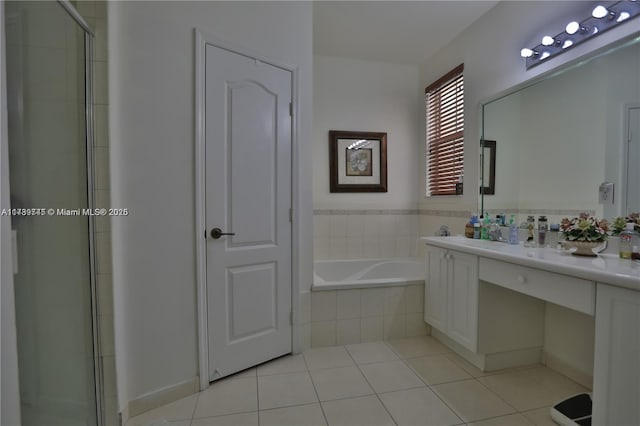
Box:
329;130;388;193
480;139;496;195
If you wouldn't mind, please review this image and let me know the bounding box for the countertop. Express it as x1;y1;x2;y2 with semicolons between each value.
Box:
421;236;640;291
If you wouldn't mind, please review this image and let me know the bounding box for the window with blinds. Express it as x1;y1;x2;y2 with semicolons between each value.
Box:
425;64;464;196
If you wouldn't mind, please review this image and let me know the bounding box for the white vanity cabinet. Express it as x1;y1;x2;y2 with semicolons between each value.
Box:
424;245;478;352
592;283;640;426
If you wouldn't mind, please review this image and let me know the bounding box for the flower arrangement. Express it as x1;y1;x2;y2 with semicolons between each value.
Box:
611;212;640;236
560;213;609;242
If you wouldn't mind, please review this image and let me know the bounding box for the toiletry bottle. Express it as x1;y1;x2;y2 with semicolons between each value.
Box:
526;216;535;246
465;217;475;238
538;216;548;246
501;213;506;226
473;222;480;239
508;215;519;245
619;222;635;259
632;245;640;261
481;215;490;240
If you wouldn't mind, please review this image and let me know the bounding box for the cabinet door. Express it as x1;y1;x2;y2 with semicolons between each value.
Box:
593;283;640;426
424;245;448;332
447;250;478;352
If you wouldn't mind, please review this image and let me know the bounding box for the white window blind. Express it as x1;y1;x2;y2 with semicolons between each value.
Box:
425;64;464;196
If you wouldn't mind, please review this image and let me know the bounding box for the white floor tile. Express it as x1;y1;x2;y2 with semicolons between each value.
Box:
467;413;534;426
259;403;327;426
444;352;494;378
386;336;450;359
359;360;425;393
193;377;257;418
257;354;307;376
379;387;462;426
478;371;560;411
345;342;398;365
431;379;516;423
310;366;374;401
127;394;197;425
479;367;588;412
322;395;395;426
191;412;258;426
258;371;318;410
406;354;473;385
303;346;355;370
521;407;556;426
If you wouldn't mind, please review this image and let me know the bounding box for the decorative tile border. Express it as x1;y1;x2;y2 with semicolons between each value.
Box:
313;209;472;217
314;209;419;215
485;209;596;217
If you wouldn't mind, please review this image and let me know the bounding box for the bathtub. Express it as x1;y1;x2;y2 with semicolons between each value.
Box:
313;258;425;291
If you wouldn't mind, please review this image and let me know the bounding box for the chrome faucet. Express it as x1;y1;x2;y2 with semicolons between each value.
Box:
488;223;505;242
437;225;451;237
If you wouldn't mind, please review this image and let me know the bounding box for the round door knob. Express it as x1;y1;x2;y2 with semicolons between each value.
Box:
210;228;235;239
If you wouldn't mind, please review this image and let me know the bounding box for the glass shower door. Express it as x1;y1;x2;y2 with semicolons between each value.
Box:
5;2;98;425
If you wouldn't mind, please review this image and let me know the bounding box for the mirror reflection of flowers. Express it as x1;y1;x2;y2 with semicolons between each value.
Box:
560;213;609;242
611;212;640;236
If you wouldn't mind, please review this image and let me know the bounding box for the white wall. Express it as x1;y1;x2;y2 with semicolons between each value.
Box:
1;2;22;424
108;0;313;411
313;55;421;210
419;1;640;214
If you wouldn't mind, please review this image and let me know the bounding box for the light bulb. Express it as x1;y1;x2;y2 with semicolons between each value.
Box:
542;36;555;46
566;21;580;34
563;40;573;49
617;11;630;22
520;48;534;58
540;52;550;60
592;5;608;18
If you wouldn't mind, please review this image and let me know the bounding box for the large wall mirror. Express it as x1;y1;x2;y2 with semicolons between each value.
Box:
480;35;640;223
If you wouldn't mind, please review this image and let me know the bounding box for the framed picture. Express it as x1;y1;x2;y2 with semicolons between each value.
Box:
329;130;387;192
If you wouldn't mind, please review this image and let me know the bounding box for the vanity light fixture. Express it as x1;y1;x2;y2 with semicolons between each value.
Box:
521;0;640;69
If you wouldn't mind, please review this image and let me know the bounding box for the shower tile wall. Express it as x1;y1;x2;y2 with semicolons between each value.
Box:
74;2;117;425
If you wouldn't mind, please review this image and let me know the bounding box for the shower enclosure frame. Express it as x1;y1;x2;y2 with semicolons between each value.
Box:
9;1;104;424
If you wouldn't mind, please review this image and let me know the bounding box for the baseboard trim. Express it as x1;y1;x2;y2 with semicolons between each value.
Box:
543;351;593;390
431;329;542;372
126;376;200;420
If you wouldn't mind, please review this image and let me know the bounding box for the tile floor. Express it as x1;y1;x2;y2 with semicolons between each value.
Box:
126;336;588;426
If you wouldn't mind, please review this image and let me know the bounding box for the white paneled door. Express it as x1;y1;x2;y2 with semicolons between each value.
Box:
205;44;292;381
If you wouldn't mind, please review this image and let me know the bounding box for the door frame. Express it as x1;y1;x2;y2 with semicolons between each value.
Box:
194;29;300;391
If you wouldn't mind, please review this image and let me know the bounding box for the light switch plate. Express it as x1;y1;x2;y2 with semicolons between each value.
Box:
599;182;614;204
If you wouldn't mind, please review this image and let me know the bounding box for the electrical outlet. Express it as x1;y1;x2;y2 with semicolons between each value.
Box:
599;182;614;204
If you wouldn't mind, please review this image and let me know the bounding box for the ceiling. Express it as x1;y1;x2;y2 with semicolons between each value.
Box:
313;1;500;65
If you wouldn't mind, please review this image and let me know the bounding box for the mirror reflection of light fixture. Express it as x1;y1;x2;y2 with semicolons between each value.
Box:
542;35;555;46
592;5;609;18
521;0;640;69
566;21;580;34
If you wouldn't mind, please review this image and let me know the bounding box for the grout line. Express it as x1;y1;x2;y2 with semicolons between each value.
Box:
256;371;261;426
301;349;330;426
343;344;398;426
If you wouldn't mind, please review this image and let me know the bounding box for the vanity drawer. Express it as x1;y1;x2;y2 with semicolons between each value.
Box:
479;258;595;315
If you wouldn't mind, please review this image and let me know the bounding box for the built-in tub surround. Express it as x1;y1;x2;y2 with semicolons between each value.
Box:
310;258;428;347
314;258;424;290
